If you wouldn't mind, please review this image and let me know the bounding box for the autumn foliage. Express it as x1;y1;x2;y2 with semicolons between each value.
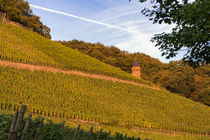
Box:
59;40;210;106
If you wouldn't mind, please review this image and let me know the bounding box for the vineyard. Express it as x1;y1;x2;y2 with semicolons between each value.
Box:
0;23;152;86
0;66;210;137
0;22;210;140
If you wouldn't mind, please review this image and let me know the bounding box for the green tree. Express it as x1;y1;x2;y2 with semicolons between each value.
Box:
0;0;51;39
90;48;105;61
132;0;210;64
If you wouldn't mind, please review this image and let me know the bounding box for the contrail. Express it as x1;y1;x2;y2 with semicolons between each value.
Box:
30;4;139;34
104;10;140;22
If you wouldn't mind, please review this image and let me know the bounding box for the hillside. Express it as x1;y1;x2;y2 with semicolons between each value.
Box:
0;23;210;139
0;23;153;86
0;66;210;136
58;40;166;75
59;40;210;106
0;0;51;38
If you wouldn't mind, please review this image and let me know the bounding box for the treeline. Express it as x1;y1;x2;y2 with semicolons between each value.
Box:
58;40;210;106
0;0;51;39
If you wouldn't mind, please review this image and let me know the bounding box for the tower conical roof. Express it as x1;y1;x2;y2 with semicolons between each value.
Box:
133;60;140;67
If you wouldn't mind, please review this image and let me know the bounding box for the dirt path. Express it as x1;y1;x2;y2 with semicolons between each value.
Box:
0;60;160;90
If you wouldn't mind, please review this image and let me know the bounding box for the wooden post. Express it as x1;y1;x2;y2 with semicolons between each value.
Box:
34;117;44;140
96;129;103;140
116;133;119;140
132;136;135;140
86;126;93;140
72;124;80;140
124;134;127;140
8;111;19;140
14;105;27;140
106;131;111;140
21;114;32;140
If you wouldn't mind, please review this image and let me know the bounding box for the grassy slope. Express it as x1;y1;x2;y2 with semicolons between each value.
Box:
0;23;152;85
0;66;209;136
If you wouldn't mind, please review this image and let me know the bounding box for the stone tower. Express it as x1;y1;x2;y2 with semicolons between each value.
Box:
132;60;141;78
0;12;6;23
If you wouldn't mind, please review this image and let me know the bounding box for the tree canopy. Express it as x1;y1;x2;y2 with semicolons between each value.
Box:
0;0;51;39
132;0;210;65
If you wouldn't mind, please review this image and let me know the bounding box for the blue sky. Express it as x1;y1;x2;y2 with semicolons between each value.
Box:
26;0;183;63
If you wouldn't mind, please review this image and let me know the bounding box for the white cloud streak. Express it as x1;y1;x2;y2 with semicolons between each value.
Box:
30;4;140;34
103;10;140;22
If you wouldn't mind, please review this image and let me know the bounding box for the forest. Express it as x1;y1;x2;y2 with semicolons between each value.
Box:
0;0;51;39
59;40;210;106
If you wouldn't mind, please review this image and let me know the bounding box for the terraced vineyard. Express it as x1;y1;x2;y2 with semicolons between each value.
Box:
0;22;210;139
0;66;209;136
0;23;152;86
